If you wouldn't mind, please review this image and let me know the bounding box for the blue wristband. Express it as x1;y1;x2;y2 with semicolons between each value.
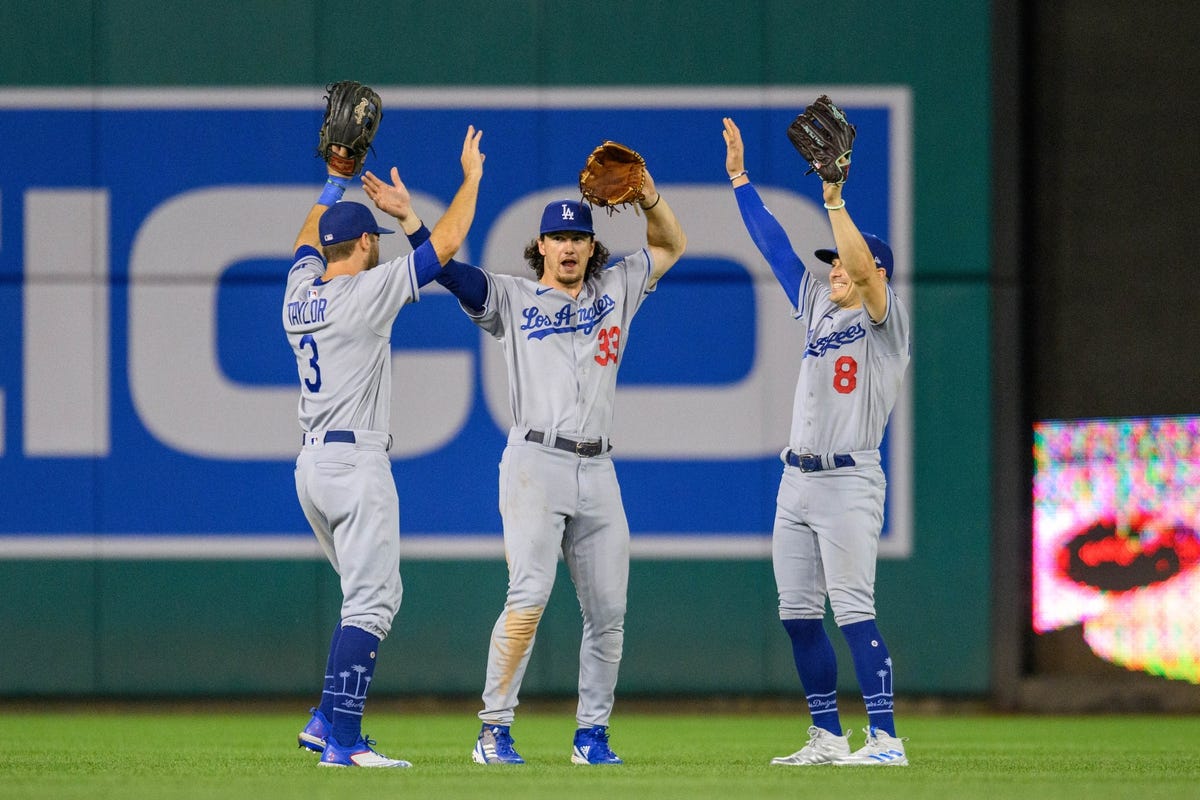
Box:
318;175;351;206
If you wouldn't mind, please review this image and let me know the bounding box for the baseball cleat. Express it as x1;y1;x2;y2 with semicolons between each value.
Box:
297;707;331;753
571;725;623;765
472;723;526;765
834;726;909;766
770;725;852;765
317;735;411;768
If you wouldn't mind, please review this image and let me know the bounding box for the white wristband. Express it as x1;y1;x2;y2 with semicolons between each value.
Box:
823;200;846;210
729;170;748;182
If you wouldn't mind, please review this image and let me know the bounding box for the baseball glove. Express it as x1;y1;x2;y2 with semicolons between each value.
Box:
579;140;647;213
316;80;383;177
785;95;857;185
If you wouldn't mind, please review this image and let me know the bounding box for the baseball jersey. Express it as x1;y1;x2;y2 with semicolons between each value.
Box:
732;181;910;455
466;249;655;440
282;242;436;434
789;272;910;454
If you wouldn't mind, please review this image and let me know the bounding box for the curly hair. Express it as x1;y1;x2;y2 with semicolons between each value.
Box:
523;236;611;280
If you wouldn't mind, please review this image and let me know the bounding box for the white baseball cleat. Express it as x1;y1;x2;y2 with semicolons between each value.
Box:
834;726;909;766
770;725;852;765
317;735;411;768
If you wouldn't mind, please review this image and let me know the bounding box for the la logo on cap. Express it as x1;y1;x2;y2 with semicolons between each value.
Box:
539;199;593;235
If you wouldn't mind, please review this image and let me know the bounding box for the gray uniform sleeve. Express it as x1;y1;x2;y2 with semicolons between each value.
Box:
612;248;655;319
867;285;911;357
354;249;425;335
469;271;513;339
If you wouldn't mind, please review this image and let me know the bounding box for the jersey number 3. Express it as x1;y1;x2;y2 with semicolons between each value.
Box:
595;326;621;366
834;355;858;394
299;334;322;392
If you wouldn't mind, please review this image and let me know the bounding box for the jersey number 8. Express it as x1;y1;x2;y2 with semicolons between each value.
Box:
834;355;857;394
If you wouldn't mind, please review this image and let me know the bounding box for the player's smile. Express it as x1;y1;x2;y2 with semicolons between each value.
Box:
828;262;857;307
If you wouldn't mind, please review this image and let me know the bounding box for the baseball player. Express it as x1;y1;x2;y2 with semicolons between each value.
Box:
364;162;686;765
288;128;485;767
722;117;911;766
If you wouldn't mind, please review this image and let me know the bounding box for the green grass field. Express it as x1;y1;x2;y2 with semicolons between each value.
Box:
2;706;1197;800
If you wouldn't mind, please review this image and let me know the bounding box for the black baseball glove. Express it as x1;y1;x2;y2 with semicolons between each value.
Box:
785;95;856;185
316;81;383;177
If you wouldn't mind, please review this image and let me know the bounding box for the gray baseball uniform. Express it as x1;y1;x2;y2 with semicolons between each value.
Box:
466;248;655;728
284;240;433;638
773;270;910;624
726;114;909;759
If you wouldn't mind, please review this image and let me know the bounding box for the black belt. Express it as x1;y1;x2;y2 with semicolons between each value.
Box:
525;430;610;457
303;430;356;445
786;450;856;472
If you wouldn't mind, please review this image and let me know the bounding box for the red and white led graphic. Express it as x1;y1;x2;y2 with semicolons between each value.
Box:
1032;416;1200;684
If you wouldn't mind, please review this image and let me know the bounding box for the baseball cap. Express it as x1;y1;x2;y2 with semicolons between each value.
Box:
319;201;395;246
539;200;594;235
814;233;894;279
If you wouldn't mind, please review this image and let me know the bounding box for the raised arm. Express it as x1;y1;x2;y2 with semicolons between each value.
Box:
362;126;485;266
640;169;687;288
427;126;485;265
293;157;353;253
723;117;806;305
822;181;888;321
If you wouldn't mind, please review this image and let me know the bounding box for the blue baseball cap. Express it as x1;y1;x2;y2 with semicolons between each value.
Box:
815;233;894;279
319;201;395;246
540;200;594;235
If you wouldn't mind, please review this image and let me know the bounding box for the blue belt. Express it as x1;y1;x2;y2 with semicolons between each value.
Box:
303;430;356;445
526;429;610;458
786;450;856;472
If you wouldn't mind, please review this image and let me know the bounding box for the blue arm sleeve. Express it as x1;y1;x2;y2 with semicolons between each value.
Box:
733;182;805;306
294;244;322;262
412;240;440;287
407;223;487;311
405;223;433;250
435;260;488;313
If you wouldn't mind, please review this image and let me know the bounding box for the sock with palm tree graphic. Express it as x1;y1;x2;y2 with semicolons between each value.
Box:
840;618;897;737
329;623;381;747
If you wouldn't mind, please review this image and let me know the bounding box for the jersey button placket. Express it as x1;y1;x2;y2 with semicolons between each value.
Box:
571;299;587;420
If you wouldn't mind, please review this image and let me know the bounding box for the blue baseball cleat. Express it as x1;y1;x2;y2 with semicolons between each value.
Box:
317;734;411;768
472;723;526;764
571;725;623;765
297;707;330;753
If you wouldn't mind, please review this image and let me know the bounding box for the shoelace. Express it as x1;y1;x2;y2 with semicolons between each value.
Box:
862;727;903;750
587;727;612;753
492;728;517;751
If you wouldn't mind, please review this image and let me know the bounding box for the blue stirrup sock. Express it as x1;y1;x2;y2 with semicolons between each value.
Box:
317;622;343;721
781;618;842;735
328;623;381;747
840;618;897;737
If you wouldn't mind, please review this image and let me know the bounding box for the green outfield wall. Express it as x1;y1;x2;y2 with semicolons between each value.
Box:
0;1;993;698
